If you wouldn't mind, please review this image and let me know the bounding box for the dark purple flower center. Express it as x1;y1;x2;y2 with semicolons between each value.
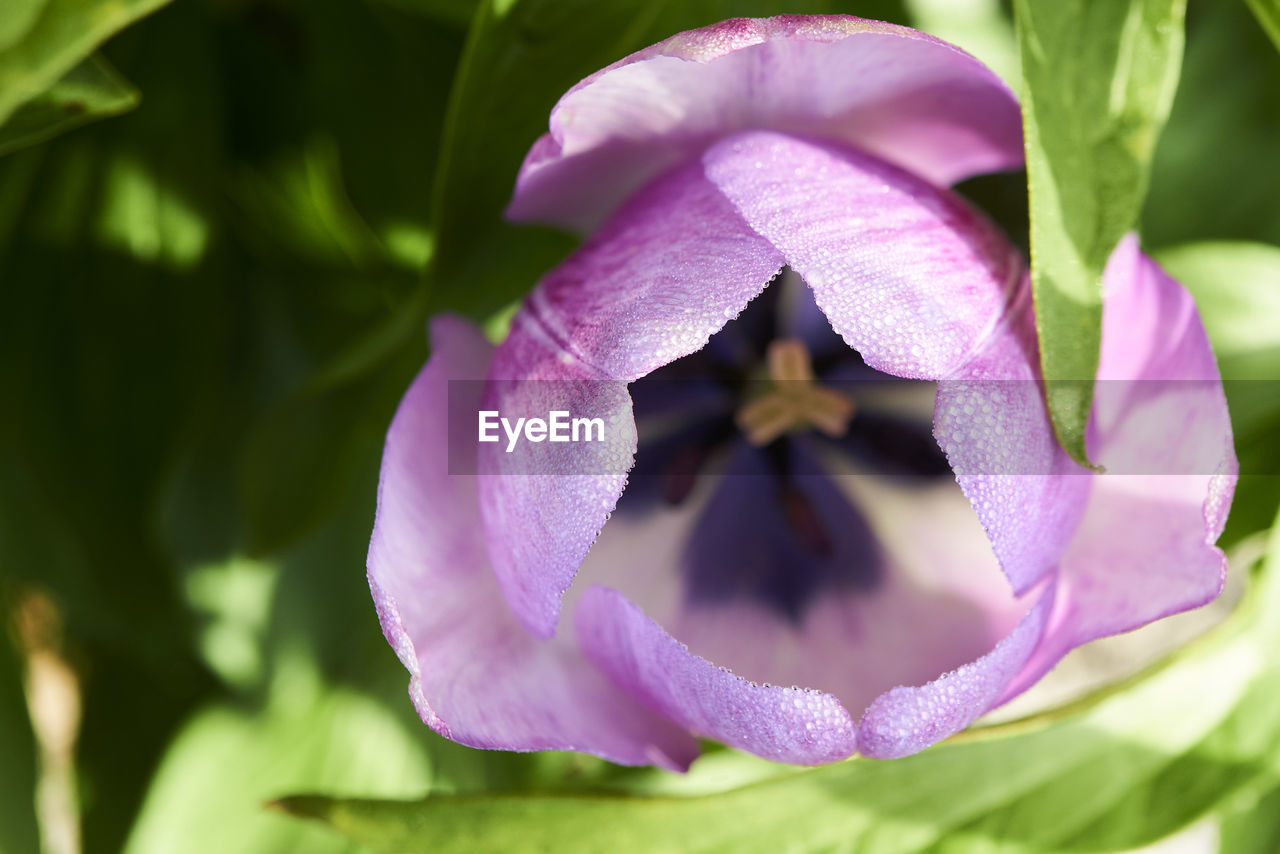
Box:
618;272;951;624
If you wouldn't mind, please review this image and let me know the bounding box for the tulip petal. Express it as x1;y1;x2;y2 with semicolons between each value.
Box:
1005;237;1237;696
576;585;859;764
702;131;1022;380
510;15;1022;232
479;160;784;637
934;281;1091;595
504;158;786;381
368;316;698;768
857;587;1055;759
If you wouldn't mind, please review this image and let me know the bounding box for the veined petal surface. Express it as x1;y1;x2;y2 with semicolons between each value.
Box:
510;15;1023;232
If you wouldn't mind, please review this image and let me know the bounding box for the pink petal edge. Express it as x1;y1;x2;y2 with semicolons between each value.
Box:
509;15;1023;232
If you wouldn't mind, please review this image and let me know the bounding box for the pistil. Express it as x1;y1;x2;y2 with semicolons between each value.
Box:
736;339;856;446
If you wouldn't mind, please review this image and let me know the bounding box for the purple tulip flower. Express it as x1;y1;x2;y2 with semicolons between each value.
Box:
368;16;1236;768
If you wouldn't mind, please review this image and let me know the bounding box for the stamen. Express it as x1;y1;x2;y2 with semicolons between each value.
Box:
736;339;856;446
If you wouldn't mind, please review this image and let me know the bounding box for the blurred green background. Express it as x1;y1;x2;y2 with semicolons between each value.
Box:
2;1;1279;852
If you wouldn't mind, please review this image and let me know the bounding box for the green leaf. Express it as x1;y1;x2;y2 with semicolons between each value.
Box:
427;0;907;319
1143;2;1280;248
1245;0;1280;50
0;54;138;157
0;0;45;54
276;528;1280;853
1014;0;1187;467
0;0;172;126
213;0;464;551
121;653;432;854
238;310;427;554
370;0;481;28
1220;782;1280;854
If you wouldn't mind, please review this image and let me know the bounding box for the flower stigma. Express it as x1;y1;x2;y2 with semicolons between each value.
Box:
736;338;857;446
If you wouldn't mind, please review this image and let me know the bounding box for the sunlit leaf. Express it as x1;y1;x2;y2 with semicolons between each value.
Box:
0;0;46;54
1244;0;1280;50
1014;0;1186;466
0;54;136;157
0;0;171;125
122;653;432;854
1219;781;1280;854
